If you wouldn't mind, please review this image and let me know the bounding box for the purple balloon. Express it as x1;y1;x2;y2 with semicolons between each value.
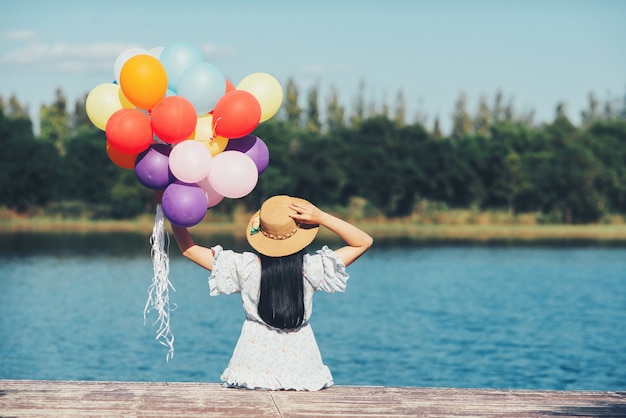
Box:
161;181;207;227
225;134;270;174
135;143;174;190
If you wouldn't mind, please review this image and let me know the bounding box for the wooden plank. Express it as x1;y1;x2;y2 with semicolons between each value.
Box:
271;386;626;417
1;380;625;417
0;380;279;417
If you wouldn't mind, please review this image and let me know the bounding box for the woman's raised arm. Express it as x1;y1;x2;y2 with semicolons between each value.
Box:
289;202;373;267
170;225;215;271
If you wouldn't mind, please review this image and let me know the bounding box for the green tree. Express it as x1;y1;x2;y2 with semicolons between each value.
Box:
432;116;443;139
488;121;535;212
291;132;348;206
59;130;116;204
581;92;600;126
551;143;603;223
7;94;29;119
339;116;424;216
394;90;406;126
71;94;94;135
492;90;505;123
452;92;472;139
0;108;60;210
284;77;301;128
474;95;491;137
350;79;366;128
250;119;302;205
40;88;71;154
520;114;603;223
504;97;515;122
555;101;568;121
582;120;626;213
109;169;152;219
380;92;389;119
414;138;477;207
326;86;345;134
305;85;321;133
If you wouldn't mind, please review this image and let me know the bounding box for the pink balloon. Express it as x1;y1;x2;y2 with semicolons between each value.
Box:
208;151;258;199
169;140;213;183
197;177;225;208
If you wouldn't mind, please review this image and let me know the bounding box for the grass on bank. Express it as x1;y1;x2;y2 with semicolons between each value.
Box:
2;205;626;243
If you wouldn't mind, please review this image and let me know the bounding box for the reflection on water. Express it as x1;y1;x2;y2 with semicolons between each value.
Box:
3;232;624;257
1;232;625;390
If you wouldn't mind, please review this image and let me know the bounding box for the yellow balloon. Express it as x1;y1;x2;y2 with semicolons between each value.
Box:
190;114;229;156
236;72;283;122
190;114;215;140
197;136;229;156
86;83;134;130
120;54;168;109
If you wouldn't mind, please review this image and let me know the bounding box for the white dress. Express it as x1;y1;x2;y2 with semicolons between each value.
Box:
209;245;349;391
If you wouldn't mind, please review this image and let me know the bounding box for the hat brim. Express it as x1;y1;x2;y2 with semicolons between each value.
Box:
246;197;319;257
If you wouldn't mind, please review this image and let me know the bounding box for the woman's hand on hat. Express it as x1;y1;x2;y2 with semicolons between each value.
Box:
289;201;323;226
289;198;373;266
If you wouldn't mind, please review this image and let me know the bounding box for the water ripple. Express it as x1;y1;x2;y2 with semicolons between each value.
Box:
1;242;625;390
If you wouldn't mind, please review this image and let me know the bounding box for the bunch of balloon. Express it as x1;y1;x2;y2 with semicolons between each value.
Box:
85;41;283;228
85;41;283;361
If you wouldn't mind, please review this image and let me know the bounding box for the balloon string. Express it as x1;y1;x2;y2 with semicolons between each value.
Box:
145;203;176;361
211;116;222;140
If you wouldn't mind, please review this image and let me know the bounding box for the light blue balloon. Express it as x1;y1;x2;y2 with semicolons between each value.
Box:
159;41;205;92
177;62;226;114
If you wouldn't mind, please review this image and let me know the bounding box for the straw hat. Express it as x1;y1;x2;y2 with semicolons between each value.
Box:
246;195;319;257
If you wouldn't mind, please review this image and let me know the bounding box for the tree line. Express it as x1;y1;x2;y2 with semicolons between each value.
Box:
1;80;625;223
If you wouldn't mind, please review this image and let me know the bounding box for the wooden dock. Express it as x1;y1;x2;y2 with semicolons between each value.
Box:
1;380;624;417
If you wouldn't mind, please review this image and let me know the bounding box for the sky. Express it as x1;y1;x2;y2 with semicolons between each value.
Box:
1;0;625;135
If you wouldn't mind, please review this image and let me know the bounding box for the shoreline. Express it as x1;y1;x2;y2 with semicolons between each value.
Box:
3;217;626;244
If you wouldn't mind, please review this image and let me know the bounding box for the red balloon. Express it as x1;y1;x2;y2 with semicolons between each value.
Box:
151;96;197;144
212;90;261;139
105;109;153;154
225;79;235;93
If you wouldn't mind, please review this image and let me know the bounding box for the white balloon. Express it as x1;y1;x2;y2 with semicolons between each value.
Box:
113;47;148;84
208;151;258;199
169;140;213;184
149;46;165;60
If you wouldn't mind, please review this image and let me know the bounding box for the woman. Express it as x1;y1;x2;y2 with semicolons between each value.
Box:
171;195;373;390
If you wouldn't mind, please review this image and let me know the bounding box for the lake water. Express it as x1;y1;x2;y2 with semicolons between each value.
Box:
1;233;625;391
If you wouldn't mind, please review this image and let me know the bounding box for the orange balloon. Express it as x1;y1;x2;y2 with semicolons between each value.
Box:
106;141;138;169
120;55;167;110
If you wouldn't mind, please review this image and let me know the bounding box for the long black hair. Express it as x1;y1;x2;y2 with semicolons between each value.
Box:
257;249;305;330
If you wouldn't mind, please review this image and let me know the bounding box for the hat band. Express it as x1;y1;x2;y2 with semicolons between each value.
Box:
261;225;299;241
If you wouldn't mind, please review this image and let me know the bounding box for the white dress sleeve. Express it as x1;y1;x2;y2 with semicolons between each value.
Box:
208;245;258;296
303;245;349;293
